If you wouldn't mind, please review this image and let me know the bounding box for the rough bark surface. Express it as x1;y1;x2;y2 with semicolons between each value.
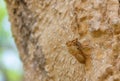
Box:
6;0;120;81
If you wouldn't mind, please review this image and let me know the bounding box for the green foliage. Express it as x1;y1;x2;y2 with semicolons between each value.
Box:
0;0;9;47
6;70;23;81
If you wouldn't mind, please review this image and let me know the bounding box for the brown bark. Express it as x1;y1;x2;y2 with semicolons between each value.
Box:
6;0;120;81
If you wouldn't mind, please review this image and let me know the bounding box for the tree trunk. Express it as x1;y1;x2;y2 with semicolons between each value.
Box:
5;0;120;81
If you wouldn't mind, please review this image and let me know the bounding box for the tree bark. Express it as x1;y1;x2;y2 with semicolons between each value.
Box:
5;0;120;81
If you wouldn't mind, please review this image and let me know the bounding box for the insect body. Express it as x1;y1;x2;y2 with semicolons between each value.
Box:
66;38;86;64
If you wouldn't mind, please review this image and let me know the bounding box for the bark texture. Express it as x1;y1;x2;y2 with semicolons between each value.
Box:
6;0;120;81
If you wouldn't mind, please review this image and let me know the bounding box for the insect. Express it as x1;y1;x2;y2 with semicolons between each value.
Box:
66;38;86;64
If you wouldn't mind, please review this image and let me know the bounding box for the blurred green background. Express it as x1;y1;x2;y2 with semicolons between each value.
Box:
0;0;23;81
